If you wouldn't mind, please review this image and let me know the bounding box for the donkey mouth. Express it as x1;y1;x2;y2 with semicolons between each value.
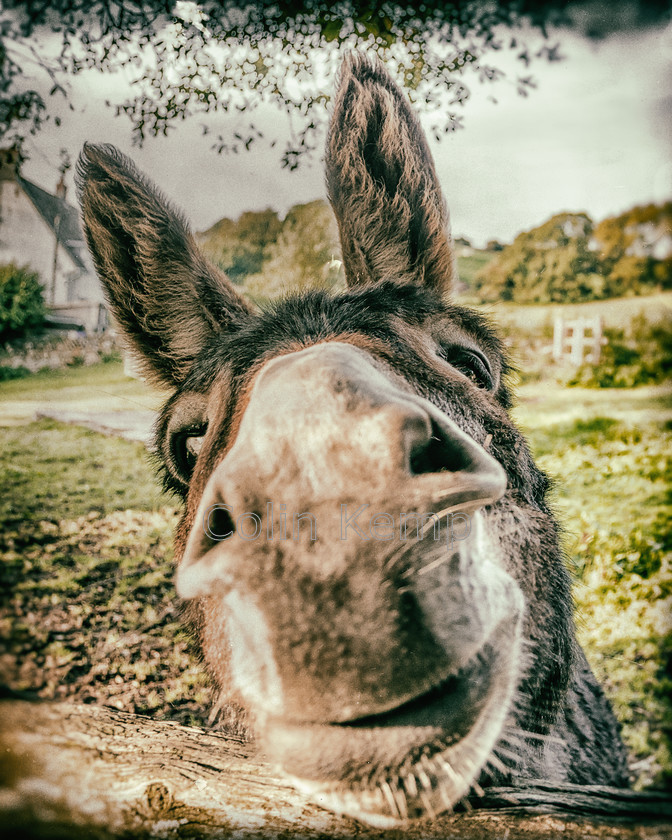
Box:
265;617;520;826
337;649;490;734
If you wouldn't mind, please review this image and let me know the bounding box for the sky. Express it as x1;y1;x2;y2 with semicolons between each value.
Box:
19;19;672;249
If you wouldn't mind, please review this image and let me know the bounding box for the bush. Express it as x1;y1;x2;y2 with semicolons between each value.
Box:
567;315;672;388
0;364;31;381
101;348;122;364
0;263;46;340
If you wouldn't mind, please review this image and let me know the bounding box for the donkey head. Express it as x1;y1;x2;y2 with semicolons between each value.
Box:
77;55;585;825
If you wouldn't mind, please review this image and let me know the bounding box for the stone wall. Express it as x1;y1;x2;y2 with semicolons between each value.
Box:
1;331;123;373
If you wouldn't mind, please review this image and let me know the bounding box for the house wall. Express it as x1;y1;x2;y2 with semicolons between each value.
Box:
0;179;80;306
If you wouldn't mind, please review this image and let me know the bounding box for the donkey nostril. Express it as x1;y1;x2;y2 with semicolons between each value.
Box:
409;420;472;476
203;504;236;542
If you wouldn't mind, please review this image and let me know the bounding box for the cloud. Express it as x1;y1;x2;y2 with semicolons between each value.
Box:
20;24;671;245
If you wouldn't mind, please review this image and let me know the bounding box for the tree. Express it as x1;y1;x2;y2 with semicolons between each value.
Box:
0;262;46;339
475;212;599;303
474;203;672;303
592;203;672;295
245;199;344;299
1;1;669;167
198;208;282;282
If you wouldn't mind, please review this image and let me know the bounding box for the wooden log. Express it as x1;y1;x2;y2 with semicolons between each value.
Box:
1;700;670;839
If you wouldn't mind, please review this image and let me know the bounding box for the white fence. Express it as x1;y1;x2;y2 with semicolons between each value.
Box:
552;315;605;365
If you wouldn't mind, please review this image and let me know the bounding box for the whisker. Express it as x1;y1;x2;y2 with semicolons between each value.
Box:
513;728;565;745
416;550;454;577
470;779;485;798
434;754;466;789
484;752;509;775
493;744;522;765
419;790;436;819
383;541;415;573
433;494;499;516
400;544;445;579
379;780;401;819
417;767;432;791
391;781;408;819
437;783;455;814
404;772;418;798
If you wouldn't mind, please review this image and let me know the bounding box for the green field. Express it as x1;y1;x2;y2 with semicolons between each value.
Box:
456;251;495;289
0;359;166;422
0;360;670;788
522;402;671;790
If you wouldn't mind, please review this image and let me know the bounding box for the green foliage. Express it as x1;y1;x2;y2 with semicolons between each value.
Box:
6;2;631;164
246;200;344;299
475;212;599;303
522;412;672;790
0;364;31;381
199;200;344;298
593;203;672;295
0;262;46;340
199;209;282;283
476;204;672;303
567;314;672;388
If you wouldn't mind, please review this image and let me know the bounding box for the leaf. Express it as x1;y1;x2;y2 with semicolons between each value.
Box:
322;19;342;42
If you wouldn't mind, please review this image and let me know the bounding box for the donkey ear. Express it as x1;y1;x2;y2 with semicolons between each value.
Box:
326;53;457;296
76;144;251;386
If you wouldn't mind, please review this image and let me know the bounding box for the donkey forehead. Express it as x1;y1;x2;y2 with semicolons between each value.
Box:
182;283;503;393
238;342;417;423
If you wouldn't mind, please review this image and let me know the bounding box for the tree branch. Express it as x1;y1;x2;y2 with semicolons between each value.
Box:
1;700;670;839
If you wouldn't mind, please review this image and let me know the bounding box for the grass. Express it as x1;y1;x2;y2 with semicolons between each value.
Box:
0;418;167;523
0;358;149;401
517;401;671;790
456;251;495;288
1;363;669;787
513;382;672;434
0;413;215;726
0;359;167;429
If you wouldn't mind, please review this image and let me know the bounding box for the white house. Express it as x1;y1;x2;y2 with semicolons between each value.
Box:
0;145;106;331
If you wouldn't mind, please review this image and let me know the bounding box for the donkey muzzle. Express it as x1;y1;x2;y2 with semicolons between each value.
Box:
177;341;506;600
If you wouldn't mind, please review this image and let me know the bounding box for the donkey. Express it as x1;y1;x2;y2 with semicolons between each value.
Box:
77;53;629;826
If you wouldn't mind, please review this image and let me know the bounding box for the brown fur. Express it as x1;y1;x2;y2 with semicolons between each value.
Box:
77;144;252;385
327;54;457;294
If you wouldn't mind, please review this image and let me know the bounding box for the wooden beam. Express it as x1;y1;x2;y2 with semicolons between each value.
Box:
1;700;670;839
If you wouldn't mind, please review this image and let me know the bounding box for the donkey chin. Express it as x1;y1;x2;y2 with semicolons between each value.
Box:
264;527;526;827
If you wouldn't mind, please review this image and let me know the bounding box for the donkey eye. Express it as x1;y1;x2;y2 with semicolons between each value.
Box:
439;346;494;390
171;426;208;481
163;392;210;486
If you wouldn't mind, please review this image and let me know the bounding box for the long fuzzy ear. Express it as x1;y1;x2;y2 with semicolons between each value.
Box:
326;53;456;296
76;144;252;386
